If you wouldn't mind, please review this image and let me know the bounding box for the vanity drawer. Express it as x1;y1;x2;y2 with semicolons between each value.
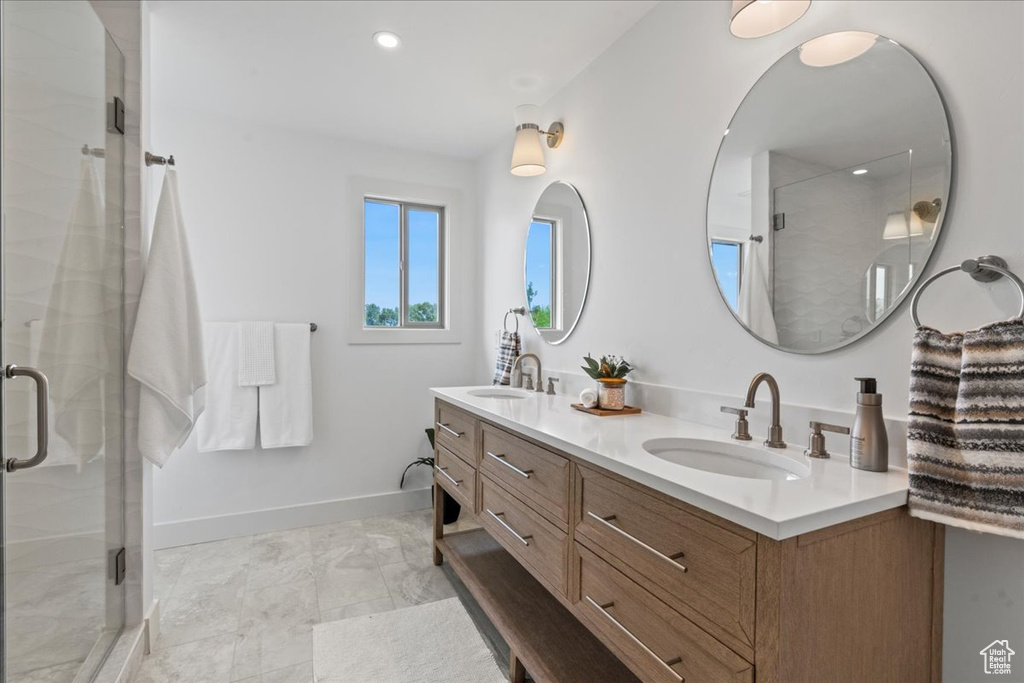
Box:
434;445;476;513
481;424;569;527
435;402;478;465
575;466;757;654
480;474;567;594
575;544;753;683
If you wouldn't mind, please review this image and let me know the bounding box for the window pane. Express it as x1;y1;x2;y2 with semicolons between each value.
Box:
874;266;887;320
407;208;440;324
711;241;741;310
526;220;553;329
364;199;400;327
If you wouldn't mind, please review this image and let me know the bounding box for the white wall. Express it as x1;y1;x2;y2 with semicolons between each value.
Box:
474;2;1023;681
148;101;479;545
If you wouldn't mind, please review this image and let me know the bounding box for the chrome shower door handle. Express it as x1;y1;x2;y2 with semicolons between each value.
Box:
4;365;50;472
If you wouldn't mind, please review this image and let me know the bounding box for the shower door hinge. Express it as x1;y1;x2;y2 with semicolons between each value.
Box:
109;96;126;135
113;547;127;586
773;213;786;231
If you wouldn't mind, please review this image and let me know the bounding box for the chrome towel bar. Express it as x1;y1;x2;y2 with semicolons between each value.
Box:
910;255;1024;329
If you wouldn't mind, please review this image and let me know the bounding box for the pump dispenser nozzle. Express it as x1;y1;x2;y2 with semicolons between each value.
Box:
856;377;877;394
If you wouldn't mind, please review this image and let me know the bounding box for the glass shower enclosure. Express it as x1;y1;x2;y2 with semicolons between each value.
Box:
1;1;126;681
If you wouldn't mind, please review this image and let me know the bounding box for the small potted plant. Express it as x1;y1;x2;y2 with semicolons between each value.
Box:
581;354;633;410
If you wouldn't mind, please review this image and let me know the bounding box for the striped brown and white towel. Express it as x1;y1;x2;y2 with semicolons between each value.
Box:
907;319;1024;539
492;331;522;386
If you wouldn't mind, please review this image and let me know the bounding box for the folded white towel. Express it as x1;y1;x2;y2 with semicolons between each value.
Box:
196;323;258;452
39;159;118;466
258;323;313;449
127;169;207;467
238;321;276;386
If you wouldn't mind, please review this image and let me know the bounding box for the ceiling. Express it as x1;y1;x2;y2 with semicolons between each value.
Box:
149;0;657;159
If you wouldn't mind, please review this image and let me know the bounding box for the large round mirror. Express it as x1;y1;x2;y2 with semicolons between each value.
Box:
707;32;952;353
524;181;591;344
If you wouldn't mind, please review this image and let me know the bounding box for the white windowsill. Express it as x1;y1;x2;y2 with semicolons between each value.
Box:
348;327;462;345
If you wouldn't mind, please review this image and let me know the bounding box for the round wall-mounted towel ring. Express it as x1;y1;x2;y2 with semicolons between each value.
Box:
910;255;1024;328
504;308;524;333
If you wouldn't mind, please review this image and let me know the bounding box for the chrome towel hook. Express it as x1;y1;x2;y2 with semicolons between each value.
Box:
910;255;1024;328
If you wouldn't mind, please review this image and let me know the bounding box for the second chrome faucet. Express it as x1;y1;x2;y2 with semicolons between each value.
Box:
511;353;544;393
722;372;786;448
744;372;786;448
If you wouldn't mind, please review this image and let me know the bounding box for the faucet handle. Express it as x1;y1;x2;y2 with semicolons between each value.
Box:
720;406;752;441
546;377;559;395
524;374;535;391
805;421;850;459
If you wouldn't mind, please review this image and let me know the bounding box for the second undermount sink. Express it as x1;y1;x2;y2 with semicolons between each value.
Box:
642;438;810;481
467;388;533;400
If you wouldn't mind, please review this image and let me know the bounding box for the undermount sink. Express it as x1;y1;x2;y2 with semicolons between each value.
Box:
467;388;533;400
642;438;810;481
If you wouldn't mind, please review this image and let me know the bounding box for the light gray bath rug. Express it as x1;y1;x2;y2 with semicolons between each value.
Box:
312;598;506;682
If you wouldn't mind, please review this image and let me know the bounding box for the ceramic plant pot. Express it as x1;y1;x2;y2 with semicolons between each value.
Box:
597;378;627;410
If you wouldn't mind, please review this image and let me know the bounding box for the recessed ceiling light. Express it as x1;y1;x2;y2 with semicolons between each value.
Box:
373;31;401;49
852;169;868;175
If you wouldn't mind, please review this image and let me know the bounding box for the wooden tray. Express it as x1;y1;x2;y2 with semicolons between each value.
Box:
571;403;642;417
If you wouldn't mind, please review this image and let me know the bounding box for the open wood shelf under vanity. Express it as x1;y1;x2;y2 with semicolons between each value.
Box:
437;528;640;683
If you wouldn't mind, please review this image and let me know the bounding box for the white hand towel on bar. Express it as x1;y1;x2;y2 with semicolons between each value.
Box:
38;159;118;467
127;169;207;467
258;323;313;449
196;323;258;452
238;321;276;386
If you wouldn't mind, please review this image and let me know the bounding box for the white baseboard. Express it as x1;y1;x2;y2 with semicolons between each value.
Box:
144;599;160;654
153;487;432;549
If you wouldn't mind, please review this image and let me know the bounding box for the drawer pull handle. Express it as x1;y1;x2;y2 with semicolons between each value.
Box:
486;451;533;479
434;465;463;487
436;422;464;438
584;596;685;683
586;511;688;573
485;509;532;546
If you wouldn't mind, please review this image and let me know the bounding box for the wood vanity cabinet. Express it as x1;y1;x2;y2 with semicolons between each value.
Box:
431;400;944;683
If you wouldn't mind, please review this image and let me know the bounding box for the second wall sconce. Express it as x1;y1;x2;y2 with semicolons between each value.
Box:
510;104;564;177
730;0;810;39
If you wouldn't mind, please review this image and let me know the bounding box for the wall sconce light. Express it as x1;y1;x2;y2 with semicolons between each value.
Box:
510;104;564;177
883;211;925;240
730;0;810;39
913;198;942;224
799;31;878;67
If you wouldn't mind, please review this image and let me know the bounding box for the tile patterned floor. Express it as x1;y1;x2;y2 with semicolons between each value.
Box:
135;510;479;683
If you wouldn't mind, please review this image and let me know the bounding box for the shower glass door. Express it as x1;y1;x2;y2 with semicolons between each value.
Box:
1;1;126;681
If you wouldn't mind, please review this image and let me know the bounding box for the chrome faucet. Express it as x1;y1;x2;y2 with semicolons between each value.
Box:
511;353;543;393
743;372;786;448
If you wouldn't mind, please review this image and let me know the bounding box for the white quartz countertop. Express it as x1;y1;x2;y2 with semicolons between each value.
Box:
430;386;910;540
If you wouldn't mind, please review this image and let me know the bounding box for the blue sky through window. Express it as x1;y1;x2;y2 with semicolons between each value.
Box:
407;209;439;308
711;241;740;310
526;220;552;311
365;199;441;325
365;200;400;309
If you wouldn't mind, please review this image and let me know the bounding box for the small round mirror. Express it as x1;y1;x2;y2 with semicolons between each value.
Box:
707;32;952;353
524;181;591;344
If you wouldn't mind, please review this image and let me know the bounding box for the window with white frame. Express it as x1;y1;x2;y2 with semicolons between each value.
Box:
711;239;743;310
363;197;445;329
526;217;558;330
